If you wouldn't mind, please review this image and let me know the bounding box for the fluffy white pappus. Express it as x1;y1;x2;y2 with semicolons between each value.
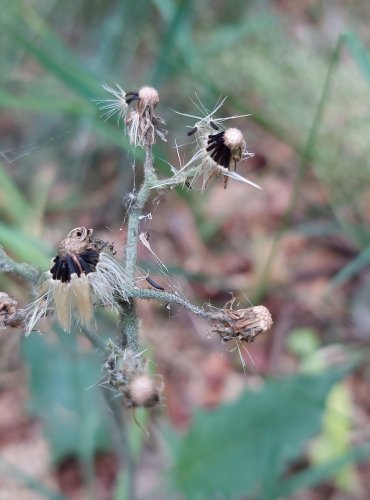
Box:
152;142;259;193
126;109;167;147
24;252;129;335
154;98;259;192
126;110;141;147
90;251;129;308
24;275;54;335
97;84;129;123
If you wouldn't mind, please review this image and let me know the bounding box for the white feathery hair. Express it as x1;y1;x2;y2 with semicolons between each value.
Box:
25;251;129;335
96;84;129;123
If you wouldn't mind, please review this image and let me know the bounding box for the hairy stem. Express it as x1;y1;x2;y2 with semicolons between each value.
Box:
125;146;157;281
0;246;39;283
121;145;158;353
130;287;212;320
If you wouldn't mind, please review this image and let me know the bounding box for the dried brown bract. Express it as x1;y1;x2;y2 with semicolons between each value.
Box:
0;292;23;329
211;304;273;343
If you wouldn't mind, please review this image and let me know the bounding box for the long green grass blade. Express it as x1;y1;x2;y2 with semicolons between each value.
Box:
11;31;98;100
0;223;51;266
0;163;31;225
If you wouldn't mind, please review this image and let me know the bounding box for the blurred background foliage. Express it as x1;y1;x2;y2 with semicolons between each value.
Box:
1;0;370;498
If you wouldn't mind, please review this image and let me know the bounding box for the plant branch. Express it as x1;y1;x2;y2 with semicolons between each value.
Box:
130;287;272;342
79;328;136;499
124;146;158;282
0;246;40;283
121;145;158;353
130;287;212;320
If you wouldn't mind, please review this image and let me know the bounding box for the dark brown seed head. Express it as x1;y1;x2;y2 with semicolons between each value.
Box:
51;227;103;283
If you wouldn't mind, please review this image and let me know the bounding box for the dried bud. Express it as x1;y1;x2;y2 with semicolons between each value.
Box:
98;84;167;147
211;305;273;343
128;374;160;408
25;227;129;334
0;292;19;329
104;342;162;408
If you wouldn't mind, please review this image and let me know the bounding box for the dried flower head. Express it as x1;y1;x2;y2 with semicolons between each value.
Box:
211;304;273;343
25;227;129;335
0;292;19;329
104;341;163;408
154;98;260;192
98;84;167;147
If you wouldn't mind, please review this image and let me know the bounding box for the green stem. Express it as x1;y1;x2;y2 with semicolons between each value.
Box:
79;328;136;500
255;34;344;301
121;145;158;353
130;287;210;320
125;146;156;281
130;287;245;325
0;246;40;283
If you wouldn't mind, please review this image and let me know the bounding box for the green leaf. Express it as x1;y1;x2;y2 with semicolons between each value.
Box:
309;383;355;490
170;370;346;499
22;333;111;462
280;443;370;497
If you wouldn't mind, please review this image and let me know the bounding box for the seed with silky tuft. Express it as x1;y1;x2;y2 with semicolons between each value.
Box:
98;83;167;147
25;227;129;334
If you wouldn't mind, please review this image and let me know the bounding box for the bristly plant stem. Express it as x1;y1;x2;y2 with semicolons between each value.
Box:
130;288;211;320
121;145;158;353
0;246;39;283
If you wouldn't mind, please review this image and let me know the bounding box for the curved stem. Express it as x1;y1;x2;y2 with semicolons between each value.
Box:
130;287;211;320
0;246;39;283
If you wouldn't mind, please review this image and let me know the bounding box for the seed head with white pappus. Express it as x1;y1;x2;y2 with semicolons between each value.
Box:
154;98;260;192
25;227;129;334
98;84;167;147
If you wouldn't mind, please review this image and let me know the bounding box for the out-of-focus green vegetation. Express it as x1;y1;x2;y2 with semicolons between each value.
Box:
2;0;370;498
